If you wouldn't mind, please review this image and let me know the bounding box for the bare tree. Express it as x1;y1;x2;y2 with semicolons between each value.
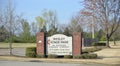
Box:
31;22;38;35
69;16;82;34
36;16;46;32
36;9;58;34
81;0;120;47
2;0;18;55
112;25;120;45
7;0;14;55
42;10;58;32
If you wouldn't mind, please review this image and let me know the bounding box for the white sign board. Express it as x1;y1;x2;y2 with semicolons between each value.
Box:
47;34;72;55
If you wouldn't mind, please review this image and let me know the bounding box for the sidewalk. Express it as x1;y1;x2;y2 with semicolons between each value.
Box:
94;44;120;65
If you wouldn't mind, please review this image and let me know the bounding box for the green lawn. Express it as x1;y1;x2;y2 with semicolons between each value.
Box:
0;43;36;48
0;41;119;48
99;41;120;45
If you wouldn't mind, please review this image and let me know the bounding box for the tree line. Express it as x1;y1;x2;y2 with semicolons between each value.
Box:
0;0;120;46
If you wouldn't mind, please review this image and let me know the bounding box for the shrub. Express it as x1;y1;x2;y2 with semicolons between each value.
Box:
81;53;89;59
74;54;97;59
73;55;82;59
26;47;36;51
82;51;89;54
36;54;45;58
92;42;97;46
26;52;36;58
82;47;101;53
64;55;72;59
81;53;97;59
4;39;9;43
82;49;89;53
88;53;97;59
26;47;36;58
48;54;57;58
92;42;106;46
100;36;106;41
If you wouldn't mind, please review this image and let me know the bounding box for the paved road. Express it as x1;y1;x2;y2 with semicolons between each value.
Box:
0;61;107;66
0;48;25;56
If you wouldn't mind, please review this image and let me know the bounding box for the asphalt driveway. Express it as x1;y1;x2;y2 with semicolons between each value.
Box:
0;48;25;56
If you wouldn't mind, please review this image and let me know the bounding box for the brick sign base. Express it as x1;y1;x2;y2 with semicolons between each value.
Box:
36;32;46;55
73;32;82;57
36;32;82;56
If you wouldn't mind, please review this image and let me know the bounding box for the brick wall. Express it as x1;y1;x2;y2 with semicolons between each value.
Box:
36;32;45;55
73;32;82;56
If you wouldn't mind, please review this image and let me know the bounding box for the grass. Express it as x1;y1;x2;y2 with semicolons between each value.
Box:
0;42;36;48
99;41;120;43
0;41;119;48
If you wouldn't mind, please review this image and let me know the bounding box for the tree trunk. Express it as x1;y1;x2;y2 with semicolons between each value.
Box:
106;34;110;48
9;42;12;55
9;31;13;55
113;39;116;46
106;39;110;48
